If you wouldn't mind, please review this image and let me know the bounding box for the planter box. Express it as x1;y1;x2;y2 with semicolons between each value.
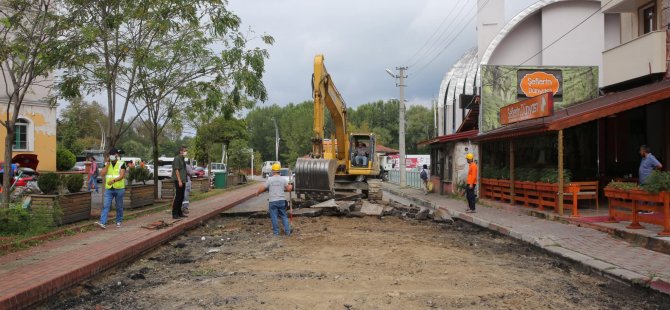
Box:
604;187;670;235
124;184;155;209
31;192;92;225
191;178;210;193
161;180;175;199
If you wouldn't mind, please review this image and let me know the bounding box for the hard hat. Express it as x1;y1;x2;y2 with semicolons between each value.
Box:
271;163;281;171
465;153;474;160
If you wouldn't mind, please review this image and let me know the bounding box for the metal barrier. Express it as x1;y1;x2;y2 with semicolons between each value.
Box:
387;170;424;190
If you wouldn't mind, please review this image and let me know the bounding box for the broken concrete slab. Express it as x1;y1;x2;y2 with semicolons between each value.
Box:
432;208;454;224
311;199;338;208
360;201;383;216
292;208;324;217
346;211;365;218
415;207;430;220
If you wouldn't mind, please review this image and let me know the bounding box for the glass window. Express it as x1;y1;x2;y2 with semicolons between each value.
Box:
640;3;656;35
13;119;28;150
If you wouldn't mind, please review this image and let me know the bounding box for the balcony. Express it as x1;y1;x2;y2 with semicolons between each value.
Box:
602;30;666;87
602;0;636;13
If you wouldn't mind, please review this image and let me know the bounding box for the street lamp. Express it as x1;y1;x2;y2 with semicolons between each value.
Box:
272;117;280;162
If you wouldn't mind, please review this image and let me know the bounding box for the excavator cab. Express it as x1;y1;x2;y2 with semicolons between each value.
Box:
349;134;376;171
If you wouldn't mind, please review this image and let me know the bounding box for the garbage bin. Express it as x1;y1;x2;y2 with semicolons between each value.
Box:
214;172;227;189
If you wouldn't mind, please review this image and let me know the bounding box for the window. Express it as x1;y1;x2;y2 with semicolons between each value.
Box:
13;119;28;150
639;2;657;35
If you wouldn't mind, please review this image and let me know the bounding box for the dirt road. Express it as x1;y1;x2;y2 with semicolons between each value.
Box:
44;215;668;309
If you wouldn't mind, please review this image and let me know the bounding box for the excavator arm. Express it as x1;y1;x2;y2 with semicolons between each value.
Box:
312;54;349;160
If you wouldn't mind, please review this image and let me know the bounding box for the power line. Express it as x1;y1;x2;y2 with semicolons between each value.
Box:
410;0;490;75
409;1;479;68
404;0;471;66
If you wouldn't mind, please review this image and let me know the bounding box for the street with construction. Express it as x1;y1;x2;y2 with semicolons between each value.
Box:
3;0;670;309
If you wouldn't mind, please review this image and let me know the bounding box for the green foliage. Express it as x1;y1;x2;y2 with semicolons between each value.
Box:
228;139;251;173
57;98;107;154
65;174;84;193
537;168;571;184
641;171;670;194
38;172;61;195
0;205;60;235
606;181;641;191
126;166;153;185
56;147;76;171
405;105;434;154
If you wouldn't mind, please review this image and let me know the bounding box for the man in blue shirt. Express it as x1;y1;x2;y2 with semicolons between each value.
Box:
639;145;663;184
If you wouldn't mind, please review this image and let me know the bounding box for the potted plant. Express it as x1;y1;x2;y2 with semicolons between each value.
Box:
31;173;91;225
124;166;155;209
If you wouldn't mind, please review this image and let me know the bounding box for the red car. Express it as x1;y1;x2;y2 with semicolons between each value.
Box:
193;167;206;178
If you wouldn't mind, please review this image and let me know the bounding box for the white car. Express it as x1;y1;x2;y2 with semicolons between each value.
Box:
157;165;172;179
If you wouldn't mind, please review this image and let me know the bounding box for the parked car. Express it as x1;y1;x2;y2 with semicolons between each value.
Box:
210;163;227;176
193;166;206;178
261;161;280;178
72;161;87;172
157;165;172;179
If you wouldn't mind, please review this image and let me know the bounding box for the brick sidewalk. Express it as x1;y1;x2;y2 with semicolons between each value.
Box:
0;185;257;310
383;183;670;295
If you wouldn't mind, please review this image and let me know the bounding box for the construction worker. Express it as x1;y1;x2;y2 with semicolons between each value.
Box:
256;162;292;236
96;148;126;229
465;153;478;213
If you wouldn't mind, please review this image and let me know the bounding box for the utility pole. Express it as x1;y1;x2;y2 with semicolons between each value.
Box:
386;67;408;187
250;148;254;177
272;117;280;162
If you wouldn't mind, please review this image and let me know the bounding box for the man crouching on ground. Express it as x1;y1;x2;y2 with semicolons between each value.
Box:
256;162;292;236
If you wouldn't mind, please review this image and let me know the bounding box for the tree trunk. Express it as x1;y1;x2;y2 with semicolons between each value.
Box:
152;132;160;199
2;126;14;207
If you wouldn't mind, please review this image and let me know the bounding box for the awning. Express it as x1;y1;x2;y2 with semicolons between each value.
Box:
419;129;479;146
476;79;670;142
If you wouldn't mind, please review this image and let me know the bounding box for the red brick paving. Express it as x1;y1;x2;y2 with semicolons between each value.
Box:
384;184;670;295
0;185;257;310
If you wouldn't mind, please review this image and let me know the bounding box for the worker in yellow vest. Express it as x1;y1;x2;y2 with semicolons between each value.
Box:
95;148;127;229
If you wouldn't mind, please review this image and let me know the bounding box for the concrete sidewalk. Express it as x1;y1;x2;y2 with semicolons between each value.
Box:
0;185;257;310
383;183;670;295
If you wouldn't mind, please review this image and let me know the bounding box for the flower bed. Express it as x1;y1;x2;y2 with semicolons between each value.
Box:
480;178;581;216
123;184;155;209
31;192;91;225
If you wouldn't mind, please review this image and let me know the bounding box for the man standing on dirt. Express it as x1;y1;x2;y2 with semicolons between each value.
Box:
171;146;188;220
96;148;126;229
256;162;292;236
465;153;477;213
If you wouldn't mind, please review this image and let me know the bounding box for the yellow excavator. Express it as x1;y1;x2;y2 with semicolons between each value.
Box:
294;54;382;202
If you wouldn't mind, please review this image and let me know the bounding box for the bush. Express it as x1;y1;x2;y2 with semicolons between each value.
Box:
126;166;152;185
56;147;76;171
65;174;84;193
38;172;61;195
641;170;670;194
0;204;60;235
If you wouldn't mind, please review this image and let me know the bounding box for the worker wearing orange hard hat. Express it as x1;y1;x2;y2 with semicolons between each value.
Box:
465;153;477;213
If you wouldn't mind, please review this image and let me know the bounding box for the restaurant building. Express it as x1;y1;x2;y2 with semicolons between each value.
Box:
426;0;670;221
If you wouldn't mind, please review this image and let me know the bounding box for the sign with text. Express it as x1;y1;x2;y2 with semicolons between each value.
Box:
500;92;554;125
517;70;563;98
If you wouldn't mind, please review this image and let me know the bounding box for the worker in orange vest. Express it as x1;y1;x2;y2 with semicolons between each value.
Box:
465;153;478;213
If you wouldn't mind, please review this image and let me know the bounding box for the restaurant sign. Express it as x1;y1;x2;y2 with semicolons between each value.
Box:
517;70;562;98
500;92;554;125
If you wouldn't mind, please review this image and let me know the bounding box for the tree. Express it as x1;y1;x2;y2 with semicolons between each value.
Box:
194;117;248;176
0;0;67;204
405;105;433;154
227;139;251;173
57;98;107;153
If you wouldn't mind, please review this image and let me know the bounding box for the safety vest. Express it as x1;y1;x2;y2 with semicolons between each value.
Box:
105;160;125;189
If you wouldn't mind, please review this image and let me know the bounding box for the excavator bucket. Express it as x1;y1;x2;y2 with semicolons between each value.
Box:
294;158;337;201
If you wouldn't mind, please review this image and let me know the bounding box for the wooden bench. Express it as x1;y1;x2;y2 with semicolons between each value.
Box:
563;181;599;210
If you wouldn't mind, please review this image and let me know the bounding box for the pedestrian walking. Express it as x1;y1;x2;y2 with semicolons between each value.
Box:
465;153;478;213
256;162;292;236
420;164;430;195
182;160;193;214
87;154;99;193
639;145;663;185
95;148;126;229
171;146;188;220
